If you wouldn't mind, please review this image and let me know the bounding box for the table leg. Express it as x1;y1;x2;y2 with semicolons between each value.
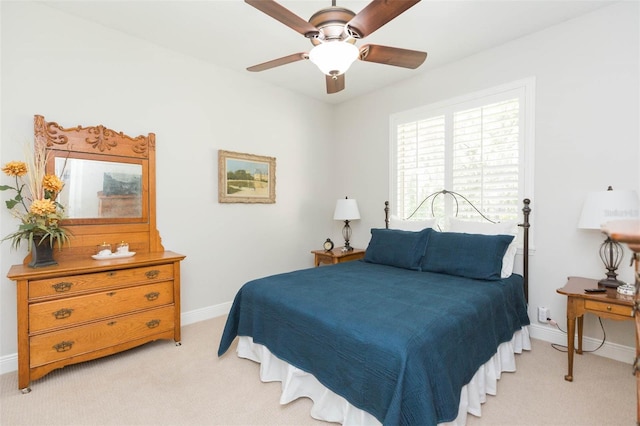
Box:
577;315;584;354
565;314;575;382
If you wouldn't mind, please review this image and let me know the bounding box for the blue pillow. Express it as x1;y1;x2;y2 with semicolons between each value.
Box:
364;228;432;270
420;232;514;280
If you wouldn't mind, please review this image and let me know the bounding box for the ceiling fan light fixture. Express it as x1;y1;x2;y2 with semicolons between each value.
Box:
308;41;359;76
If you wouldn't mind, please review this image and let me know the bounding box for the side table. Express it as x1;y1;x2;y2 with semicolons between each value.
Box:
556;276;634;382
311;247;365;267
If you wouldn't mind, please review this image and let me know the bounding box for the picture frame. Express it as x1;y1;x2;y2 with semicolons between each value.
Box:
218;150;276;204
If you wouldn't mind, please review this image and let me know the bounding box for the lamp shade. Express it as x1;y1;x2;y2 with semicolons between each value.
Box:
578;188;640;229
308;41;359;76
334;198;360;221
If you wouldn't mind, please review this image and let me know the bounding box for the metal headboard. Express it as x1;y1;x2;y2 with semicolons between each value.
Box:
412;190;497;224
384;190;531;302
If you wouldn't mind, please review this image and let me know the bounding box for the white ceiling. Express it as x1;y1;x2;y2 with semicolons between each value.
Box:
42;0;613;104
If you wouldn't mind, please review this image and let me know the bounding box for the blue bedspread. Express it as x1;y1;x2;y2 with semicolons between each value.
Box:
218;261;529;426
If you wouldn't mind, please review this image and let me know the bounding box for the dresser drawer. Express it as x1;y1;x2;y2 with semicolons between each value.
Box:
29;306;174;368
29;264;174;299
29;281;175;333
584;299;633;317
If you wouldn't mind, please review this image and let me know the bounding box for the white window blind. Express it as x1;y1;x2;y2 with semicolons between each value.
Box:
391;79;534;223
396;116;445;218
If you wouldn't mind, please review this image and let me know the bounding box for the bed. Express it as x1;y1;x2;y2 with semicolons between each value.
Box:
218;191;532;426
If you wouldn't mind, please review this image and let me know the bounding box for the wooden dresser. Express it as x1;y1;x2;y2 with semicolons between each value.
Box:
8;251;184;392
6;116;185;393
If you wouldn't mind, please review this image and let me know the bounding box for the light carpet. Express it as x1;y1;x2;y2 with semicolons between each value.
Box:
0;316;635;425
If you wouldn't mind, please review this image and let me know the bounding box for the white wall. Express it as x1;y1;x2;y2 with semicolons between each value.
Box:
0;2;336;362
333;2;639;355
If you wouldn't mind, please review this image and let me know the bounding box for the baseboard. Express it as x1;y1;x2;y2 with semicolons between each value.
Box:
2;305;633;375
0;354;17;376
0;301;233;376
528;323;634;365
181;301;232;326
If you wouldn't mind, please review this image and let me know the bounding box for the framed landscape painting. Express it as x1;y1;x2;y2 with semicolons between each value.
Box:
218;150;276;204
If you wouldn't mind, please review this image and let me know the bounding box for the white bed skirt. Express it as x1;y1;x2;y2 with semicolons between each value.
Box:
237;326;531;426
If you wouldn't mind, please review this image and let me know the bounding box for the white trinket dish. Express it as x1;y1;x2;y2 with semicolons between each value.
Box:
91;251;136;260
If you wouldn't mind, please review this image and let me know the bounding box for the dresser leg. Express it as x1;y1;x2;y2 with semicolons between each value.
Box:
175;341;182;346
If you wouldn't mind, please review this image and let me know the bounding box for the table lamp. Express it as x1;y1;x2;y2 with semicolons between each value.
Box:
334;197;360;251
578;186;640;287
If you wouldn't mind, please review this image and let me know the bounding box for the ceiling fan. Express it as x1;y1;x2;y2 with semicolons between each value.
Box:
245;0;428;94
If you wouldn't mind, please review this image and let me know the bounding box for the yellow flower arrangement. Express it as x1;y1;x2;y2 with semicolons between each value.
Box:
1;141;70;251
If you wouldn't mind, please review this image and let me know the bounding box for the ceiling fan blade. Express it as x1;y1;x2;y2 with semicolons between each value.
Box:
359;44;427;69
347;0;421;38
326;74;345;94
245;0;319;38
247;53;308;72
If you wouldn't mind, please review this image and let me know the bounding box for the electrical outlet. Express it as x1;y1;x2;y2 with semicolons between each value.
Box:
537;307;550;323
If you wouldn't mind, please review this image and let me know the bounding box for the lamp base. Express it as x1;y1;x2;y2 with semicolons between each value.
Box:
342;220;354;252
597;237;624;288
598;277;626;288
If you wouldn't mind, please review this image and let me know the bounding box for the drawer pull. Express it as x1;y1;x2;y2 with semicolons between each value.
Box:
51;282;73;293
106;292;117;297
607;306;612;311
145;292;160;301
107;272;116;277
52;308;74;320
53;341;74;352
145;270;160;279
146;319;160;329
107;321;117;326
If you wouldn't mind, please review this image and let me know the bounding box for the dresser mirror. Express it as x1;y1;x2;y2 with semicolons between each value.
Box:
36;114;162;260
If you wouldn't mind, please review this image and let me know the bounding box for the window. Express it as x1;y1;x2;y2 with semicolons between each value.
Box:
390;78;534;223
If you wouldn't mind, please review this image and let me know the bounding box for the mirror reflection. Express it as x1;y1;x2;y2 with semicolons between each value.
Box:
56;158;143;219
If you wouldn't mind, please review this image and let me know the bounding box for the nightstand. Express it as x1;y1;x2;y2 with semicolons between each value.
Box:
556;276;634;382
311;247;365;267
